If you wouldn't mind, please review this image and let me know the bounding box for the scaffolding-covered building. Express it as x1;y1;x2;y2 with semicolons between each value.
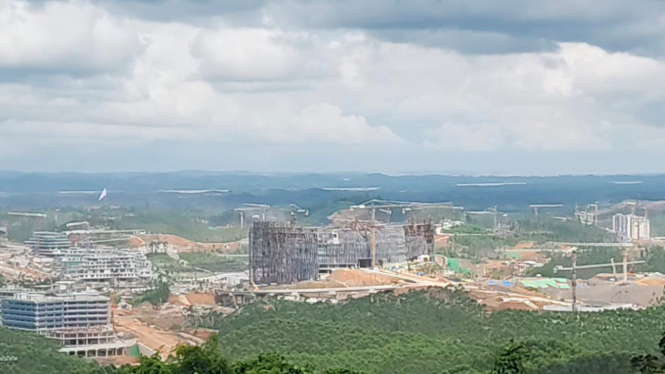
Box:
249;221;434;285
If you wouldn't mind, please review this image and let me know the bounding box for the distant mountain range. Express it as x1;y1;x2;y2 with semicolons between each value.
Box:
0;171;663;212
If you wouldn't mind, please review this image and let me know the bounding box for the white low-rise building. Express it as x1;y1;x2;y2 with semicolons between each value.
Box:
54;247;153;283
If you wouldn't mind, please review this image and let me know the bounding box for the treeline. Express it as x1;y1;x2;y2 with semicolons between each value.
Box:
3;293;665;374
444;218;615;260
526;247;624;279
195;287;665;374
90;335;365;374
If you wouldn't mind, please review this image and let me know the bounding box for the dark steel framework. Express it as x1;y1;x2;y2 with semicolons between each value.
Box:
249;221;434;285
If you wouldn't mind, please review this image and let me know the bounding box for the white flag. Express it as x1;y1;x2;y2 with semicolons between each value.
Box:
98;188;107;201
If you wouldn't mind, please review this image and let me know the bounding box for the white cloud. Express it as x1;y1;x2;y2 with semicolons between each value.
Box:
3;0;665;173
0;0;143;73
191;27;324;82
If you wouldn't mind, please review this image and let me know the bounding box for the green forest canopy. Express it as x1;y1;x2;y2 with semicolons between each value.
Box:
5;288;665;374
194;288;665;374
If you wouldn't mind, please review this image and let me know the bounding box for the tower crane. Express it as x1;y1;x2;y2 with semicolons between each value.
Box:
586;202;599;226
8;212;47;231
289;204;309;224
234;203;270;229
529;204;563;217
349;199;455;267
554;248;645;312
464;206;505;232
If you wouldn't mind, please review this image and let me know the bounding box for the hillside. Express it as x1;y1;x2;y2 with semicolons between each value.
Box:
0;327;98;374
200;288;664;374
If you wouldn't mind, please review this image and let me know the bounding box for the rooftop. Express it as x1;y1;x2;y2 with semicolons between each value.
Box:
9;291;109;303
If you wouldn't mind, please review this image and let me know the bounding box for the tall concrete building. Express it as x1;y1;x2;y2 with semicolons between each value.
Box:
612;214;650;240
26;231;71;256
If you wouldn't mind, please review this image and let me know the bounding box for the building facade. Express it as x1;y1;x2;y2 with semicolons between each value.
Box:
54;247;153;283
1;291;131;358
1;292;110;331
26;232;71;256
249;222;434;285
612;214;650;240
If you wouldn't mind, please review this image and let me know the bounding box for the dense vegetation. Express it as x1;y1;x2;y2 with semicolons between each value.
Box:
638;247;665;274
192;288;665;374
0;326;99;374
0;328;364;374
444;219;614;260
147;253;192;274
5;288;665;373
106;211;248;243
179;252;247;273
526;247;624;279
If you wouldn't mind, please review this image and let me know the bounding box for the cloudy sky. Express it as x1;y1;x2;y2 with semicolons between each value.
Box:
2;0;665;175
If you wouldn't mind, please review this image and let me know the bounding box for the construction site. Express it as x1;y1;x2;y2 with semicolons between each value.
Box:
249;221;434;285
5;197;665;365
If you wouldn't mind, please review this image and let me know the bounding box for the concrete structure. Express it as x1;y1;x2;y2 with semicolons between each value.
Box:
46;326;133;358
577;211;596;226
26;231;71;256
613;214;650;240
54;247;153;283
1;292;110;331
1;290;131;357
249;221;434;285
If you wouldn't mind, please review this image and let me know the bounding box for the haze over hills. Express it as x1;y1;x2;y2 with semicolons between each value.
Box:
0;172;663;212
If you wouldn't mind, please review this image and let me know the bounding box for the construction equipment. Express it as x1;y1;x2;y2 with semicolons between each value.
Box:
234;203;270;228
350;199;460;223
349;200;455;268
7;212;47;232
586;202;599;225
529;204;563;217
464;206;503;232
554;249;645;312
289;204;309;224
8;212;46;219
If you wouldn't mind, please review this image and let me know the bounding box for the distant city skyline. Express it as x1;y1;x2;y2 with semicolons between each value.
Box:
3;0;665;175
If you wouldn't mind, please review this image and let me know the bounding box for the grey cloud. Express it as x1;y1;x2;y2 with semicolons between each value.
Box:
96;0;665;56
370;29;557;54
93;0;268;23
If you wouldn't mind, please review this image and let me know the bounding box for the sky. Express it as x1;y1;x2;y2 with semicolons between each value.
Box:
2;0;665;175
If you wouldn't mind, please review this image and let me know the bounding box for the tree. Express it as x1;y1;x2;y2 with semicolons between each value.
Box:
631;354;661;374
631;332;665;373
171;334;231;374
493;340;526;374
232;353;315;374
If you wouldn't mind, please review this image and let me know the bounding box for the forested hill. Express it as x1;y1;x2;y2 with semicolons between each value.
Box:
0;327;99;374
201;287;665;374
3;172;665;213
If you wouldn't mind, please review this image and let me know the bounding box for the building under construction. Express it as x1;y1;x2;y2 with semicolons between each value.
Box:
249;221;434;285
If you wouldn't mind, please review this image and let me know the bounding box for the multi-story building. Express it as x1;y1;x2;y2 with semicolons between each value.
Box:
612;213;650;240
250;221;434;285
1;291;132;358
26;231;71;256
54;247;153;283
1;292;110;331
